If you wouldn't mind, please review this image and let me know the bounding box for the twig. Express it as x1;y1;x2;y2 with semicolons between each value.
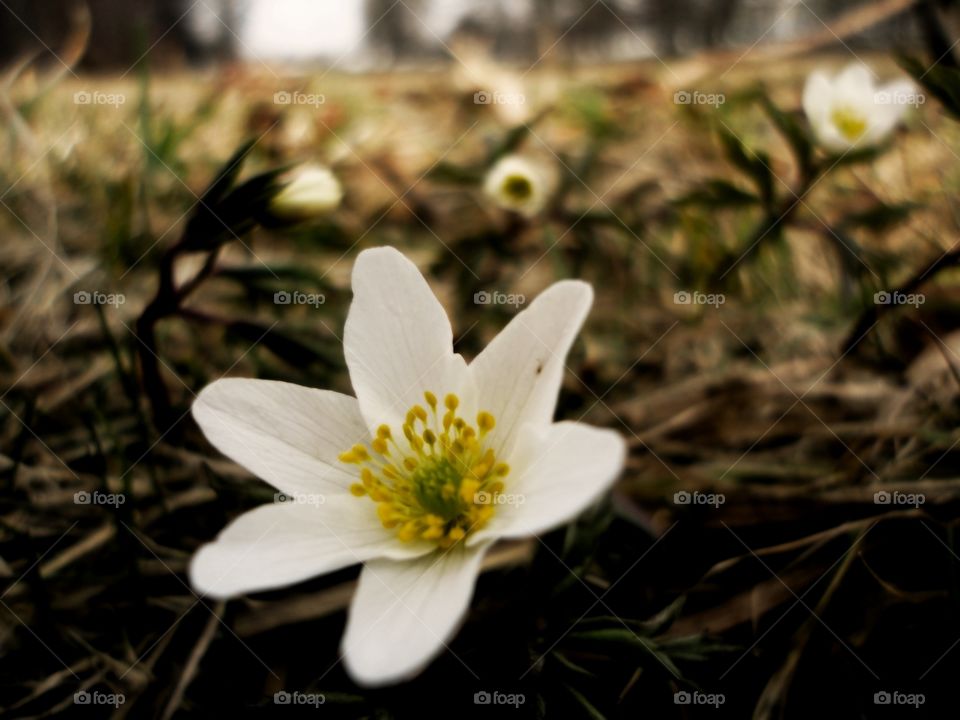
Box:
840;245;960;354
160;602;223;720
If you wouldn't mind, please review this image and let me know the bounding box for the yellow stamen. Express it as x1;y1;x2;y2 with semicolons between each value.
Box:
340;390;510;547
477;412;495;433
831;107;868;142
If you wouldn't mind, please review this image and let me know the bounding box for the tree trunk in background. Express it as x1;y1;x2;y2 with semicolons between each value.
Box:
0;0;236;69
365;0;433;61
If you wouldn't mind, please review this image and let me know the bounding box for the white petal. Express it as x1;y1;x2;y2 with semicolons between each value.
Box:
818;122;856;153
468;281;592;458
469;421;626;544
342;543;490;686
344;247;469;433
835;62;875;97
190;496;431;599
865;110;902;146
867;78;915;141
878;78;917;104
192;378;366;497
802;69;833;127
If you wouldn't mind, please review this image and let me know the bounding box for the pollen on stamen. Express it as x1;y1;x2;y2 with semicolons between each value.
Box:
477;411;495;433
339;390;509;547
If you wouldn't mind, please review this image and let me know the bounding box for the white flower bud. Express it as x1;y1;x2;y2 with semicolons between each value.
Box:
269;165;343;220
483;155;547;218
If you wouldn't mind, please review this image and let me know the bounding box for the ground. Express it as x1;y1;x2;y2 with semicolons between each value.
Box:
3;53;960;717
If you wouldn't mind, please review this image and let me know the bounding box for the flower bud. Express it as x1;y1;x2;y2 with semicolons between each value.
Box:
268;165;343;222
483;155;547;218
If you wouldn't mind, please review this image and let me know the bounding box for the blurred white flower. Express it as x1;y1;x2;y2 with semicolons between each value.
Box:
483;155;548;217
268;164;342;220
803;63;916;152
189;247;625;686
450;37;559;126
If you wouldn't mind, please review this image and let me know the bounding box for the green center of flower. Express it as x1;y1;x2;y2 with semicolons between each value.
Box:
502;174;533;202
830;107;868;142
339;391;509;548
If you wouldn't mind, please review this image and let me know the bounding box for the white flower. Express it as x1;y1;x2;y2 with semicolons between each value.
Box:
802;63;915;152
189;247;626;686
268;164;343;220
483;155;548;217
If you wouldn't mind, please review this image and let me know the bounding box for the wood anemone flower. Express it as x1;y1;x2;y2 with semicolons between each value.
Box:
189;247;626;686
802;62;915;153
